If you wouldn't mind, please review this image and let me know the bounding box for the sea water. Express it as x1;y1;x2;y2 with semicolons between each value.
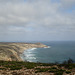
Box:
21;41;75;63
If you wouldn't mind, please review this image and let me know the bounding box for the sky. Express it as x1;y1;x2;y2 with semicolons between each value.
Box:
0;0;75;42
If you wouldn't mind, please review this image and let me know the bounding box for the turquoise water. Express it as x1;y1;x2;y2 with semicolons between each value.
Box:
21;41;75;63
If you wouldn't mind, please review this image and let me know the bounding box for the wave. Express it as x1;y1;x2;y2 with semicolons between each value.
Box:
44;46;51;48
25;48;37;52
25;54;35;57
31;48;37;50
26;57;36;60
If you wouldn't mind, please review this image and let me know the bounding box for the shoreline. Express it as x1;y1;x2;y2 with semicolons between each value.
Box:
0;42;48;61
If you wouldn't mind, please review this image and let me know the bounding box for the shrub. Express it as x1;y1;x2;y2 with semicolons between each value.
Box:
0;68;6;70
66;71;71;74
55;71;63;75
9;66;22;70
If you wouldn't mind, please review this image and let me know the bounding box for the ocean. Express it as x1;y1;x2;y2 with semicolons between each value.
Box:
21;41;75;63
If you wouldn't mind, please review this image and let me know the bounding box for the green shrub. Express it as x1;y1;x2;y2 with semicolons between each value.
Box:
35;68;50;72
4;65;22;70
24;63;37;69
49;69;65;75
35;67;58;73
66;71;71;74
49;67;58;73
55;71;63;75
51;67;57;69
0;68;6;70
49;69;58;72
9;66;22;70
39;63;54;66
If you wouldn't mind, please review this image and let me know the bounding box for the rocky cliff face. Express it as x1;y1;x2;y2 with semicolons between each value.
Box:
0;42;48;61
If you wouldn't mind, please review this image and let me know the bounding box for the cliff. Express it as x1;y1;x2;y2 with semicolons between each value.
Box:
0;42;48;61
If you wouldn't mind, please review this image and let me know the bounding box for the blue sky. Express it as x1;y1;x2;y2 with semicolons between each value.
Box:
0;0;75;42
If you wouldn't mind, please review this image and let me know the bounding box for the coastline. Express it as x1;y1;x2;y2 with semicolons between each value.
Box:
0;42;48;61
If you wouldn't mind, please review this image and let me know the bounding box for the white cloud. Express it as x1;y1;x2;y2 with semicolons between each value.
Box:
0;0;75;41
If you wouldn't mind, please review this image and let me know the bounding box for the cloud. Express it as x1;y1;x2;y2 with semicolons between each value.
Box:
61;0;75;8
0;0;75;41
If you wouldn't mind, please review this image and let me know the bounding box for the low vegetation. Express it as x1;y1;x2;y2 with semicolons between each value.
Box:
58;58;75;69
0;59;75;75
35;67;66;75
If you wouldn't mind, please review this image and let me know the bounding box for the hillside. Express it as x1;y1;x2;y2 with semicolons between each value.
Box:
0;42;48;61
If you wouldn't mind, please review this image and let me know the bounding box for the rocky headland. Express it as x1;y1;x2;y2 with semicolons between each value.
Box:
0;42;48;61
